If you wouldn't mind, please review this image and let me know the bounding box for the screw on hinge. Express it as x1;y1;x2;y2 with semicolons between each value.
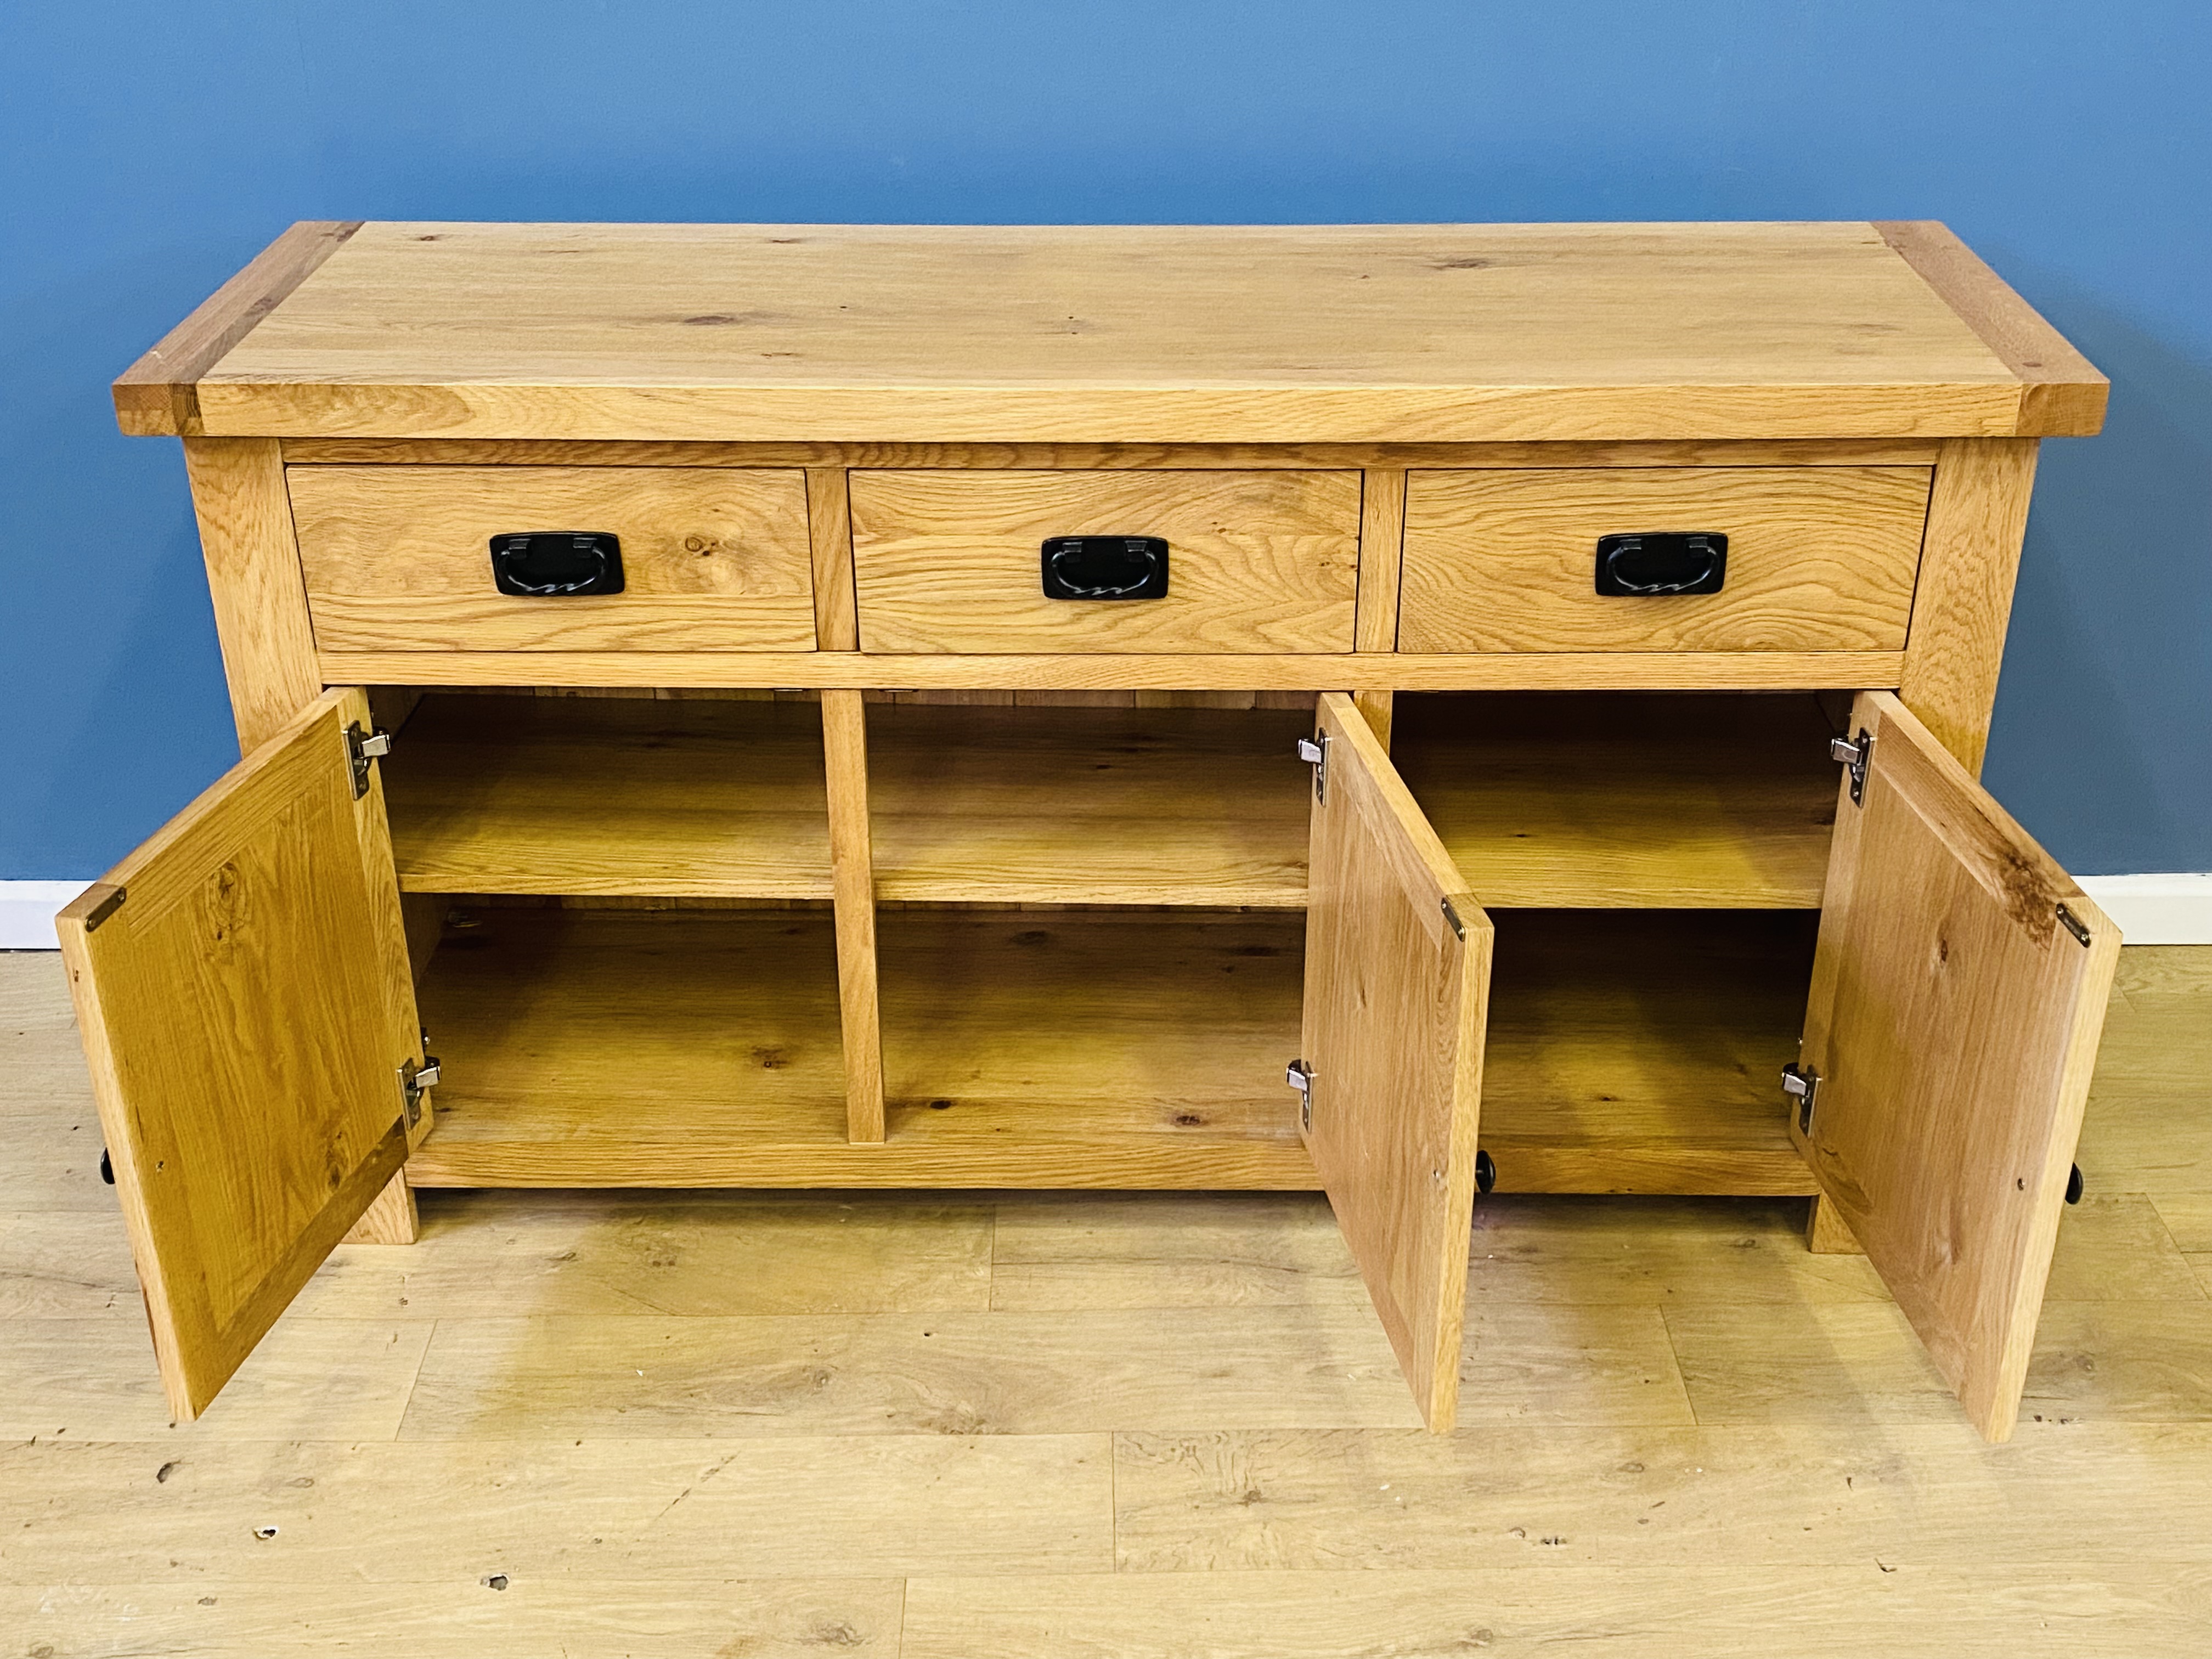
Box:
2056;904;2092;947
1830;729;1872;806
1441;898;1466;940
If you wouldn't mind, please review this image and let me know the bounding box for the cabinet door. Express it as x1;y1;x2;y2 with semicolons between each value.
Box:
57;688;427;1423
1796;691;2119;1442
1301;692;1492;1431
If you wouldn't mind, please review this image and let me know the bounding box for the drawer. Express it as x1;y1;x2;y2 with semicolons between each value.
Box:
848;470;1361;653
288;465;817;652
1397;467;1932;653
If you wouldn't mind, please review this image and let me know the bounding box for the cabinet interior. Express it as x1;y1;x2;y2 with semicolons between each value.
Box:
381;686;1833;1195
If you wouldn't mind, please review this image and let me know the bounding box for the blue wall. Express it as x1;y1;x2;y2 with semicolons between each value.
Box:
5;0;2207;877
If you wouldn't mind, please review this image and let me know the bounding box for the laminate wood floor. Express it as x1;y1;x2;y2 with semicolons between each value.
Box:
4;946;2208;1655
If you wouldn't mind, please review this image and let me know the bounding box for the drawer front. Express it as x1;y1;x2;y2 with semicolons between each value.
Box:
1398;467;1932;653
289;465;817;652
848;470;1361;653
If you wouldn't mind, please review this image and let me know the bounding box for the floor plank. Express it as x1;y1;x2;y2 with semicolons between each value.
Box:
395;1305;1695;1436
1110;1421;2212;1570
297;1189;996;1317
0;1435;1112;1581
0;1315;433;1442
2;1578;907;1659
902;1565;2212;1658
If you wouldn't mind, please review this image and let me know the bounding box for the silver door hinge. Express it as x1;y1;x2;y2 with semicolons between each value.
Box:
397;1055;441;1128
347;723;394;799
2056;904;2094;947
1830;729;1871;806
1295;733;1328;803
1441;897;1466;940
1286;1059;1315;1133
1781;1063;1821;1133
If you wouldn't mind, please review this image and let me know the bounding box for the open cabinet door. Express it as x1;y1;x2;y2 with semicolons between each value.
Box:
57;687;428;1423
1796;691;2119;1442
1300;692;1492;1432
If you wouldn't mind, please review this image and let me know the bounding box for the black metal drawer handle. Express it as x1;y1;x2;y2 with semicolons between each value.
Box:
1594;532;1727;596
490;532;625;596
1041;535;1169;601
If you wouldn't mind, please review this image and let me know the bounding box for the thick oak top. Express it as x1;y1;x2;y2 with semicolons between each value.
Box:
115;221;2105;444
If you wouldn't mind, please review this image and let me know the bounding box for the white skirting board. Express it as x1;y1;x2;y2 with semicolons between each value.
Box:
1;882;92;949
3;874;2209;949
2075;874;2212;947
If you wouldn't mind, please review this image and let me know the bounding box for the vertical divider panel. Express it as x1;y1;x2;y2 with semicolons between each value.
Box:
807;467;861;651
821;687;886;1141
1352;467;1407;747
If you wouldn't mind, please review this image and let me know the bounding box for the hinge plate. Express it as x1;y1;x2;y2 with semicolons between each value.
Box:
1781;1062;1821;1133
1286;1058;1314;1133
2056;904;2093;947
397;1056;441;1128
1296;733;1328;803
1441;897;1466;940
1830;729;1871;806
347;723;394;799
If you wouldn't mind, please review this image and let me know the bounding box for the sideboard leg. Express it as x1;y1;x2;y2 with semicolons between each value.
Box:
1805;1192;1864;1255
343;1170;420;1245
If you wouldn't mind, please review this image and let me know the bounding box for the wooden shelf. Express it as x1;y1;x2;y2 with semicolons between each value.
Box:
383;695;833;898
407;907;1317;1189
1394;692;1840;907
1479;910;1820;1195
408;903;1812;1195
868;703;1313;907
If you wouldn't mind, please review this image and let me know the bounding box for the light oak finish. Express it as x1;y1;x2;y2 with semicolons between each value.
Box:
1299;693;1491;1431
1392;692;1839;907
1399;465;1932;653
341;1173;421;1246
805;466;860;650
822;689;886;1142
381;694;833;897
52;690;421;1421
113;220;362;437
1352;467;1407;652
1875;221;2110;436
1897;438;2040;772
849;469;1361;653
317;646;1910;690
405;908;1317;1189
1796;691;2121;1441
1805;1193;1864;1254
182;438;323;751
280;436;1950;470
1481;911;1819;1197
866;702;1312;907
288;464;816;651
184;222;2085;441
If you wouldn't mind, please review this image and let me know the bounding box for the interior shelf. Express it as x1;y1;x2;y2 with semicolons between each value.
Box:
1479;910;1819;1195
405;905;1317;1189
406;903;1814;1195
382;695;833;898
1393;692;1841;908
867;702;1313;907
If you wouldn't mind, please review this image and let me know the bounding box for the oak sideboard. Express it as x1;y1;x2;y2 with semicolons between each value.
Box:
65;221;2115;1440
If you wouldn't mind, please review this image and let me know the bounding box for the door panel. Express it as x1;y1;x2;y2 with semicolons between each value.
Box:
58;688;426;1422
1301;692;1492;1431
1796;690;2119;1442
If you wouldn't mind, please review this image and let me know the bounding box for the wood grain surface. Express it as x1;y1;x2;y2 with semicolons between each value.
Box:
1399;465;1932;652
1797;691;2121;1440
289;464;816;651
849;469;1360;653
177;222;2070;441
